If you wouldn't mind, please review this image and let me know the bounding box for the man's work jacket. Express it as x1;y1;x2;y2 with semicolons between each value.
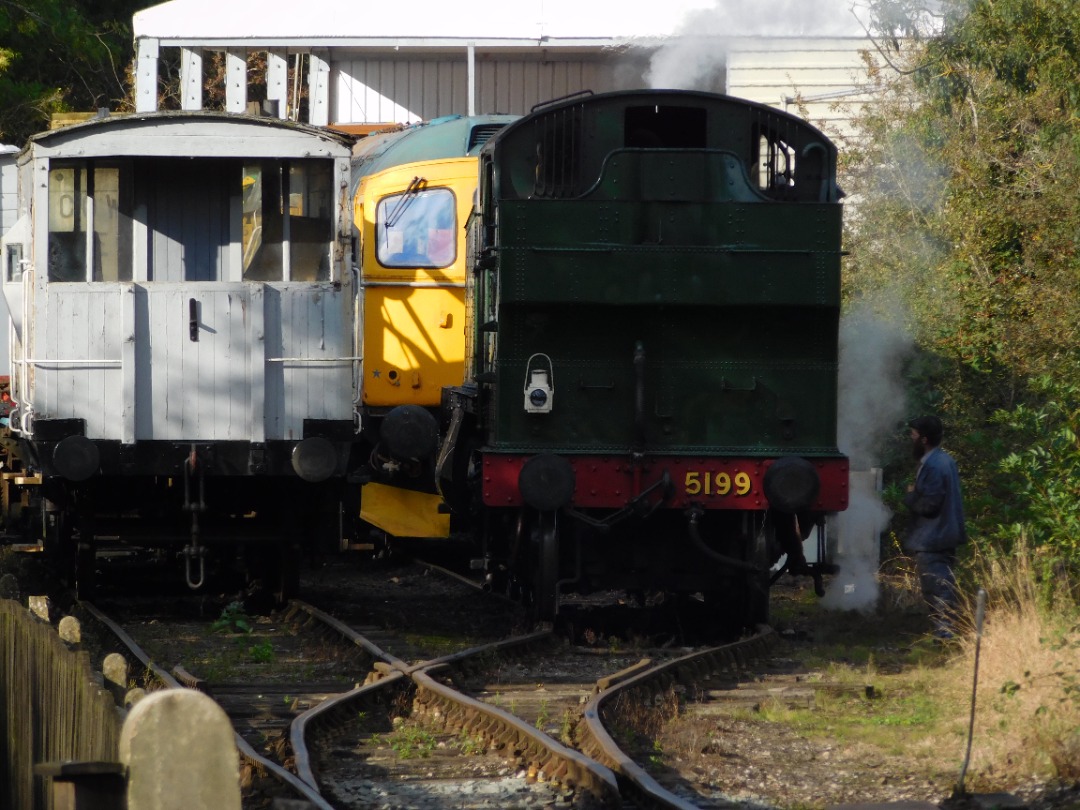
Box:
903;446;967;553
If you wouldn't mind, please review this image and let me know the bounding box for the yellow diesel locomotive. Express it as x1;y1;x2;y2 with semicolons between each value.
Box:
350;115;516;539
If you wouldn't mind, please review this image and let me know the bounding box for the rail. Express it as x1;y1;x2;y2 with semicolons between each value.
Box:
76;600;338;810
577;626;777;809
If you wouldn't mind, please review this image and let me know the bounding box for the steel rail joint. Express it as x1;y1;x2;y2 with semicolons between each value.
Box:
291;670;411;790
413;666;620;805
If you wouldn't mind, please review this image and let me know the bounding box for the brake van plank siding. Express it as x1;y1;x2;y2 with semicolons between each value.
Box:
41;285;123;439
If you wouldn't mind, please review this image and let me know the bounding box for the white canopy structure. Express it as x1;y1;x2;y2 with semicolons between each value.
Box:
134;0;867;42
132;0;882;134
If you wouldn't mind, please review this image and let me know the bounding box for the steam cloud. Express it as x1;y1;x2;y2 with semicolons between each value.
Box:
646;0;866;90
822;295;913;611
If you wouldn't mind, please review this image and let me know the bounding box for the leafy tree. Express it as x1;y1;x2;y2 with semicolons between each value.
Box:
844;0;1080;575
0;0;148;145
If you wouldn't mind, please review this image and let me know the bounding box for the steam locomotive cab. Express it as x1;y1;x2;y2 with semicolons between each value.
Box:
440;91;849;624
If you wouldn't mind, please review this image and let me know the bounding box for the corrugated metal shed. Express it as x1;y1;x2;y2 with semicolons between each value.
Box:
130;0;888;137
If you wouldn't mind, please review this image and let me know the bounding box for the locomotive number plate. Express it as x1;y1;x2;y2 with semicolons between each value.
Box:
684;470;754;497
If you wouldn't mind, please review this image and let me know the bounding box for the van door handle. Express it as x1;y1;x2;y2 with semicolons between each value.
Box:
189;298;199;341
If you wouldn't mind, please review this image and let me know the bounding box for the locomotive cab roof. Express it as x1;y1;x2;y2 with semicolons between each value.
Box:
351;114;519;176
481;89;842;204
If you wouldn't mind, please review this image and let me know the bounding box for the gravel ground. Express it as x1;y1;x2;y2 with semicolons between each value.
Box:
635;579;1080;810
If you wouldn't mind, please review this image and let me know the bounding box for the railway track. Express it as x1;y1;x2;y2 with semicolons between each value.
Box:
66;559;780;809
74;599;338;809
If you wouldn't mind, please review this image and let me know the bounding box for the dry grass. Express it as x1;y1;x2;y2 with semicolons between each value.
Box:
946;543;1080;786
655;544;1080;804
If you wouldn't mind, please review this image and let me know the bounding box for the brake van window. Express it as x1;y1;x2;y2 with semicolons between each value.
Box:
242;159;334;282
48;163;133;282
376;187;455;269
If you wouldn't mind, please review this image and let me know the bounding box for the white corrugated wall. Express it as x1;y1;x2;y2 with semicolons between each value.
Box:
727;37;888;141
332;55;646;123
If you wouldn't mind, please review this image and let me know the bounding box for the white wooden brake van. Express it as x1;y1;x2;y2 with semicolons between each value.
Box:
0;112;357;595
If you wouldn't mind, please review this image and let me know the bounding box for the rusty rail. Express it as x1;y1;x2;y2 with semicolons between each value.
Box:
291;624;621;806
413;665;620;805
577;626;777;809
78;600;337;810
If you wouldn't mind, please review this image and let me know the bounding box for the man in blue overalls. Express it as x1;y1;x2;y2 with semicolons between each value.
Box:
903;415;967;639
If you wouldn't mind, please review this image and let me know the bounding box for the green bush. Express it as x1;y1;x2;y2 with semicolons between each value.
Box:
988;377;1080;597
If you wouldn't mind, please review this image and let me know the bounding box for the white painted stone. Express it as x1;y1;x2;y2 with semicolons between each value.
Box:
120;689;241;810
28;594;50;621
58;615;81;644
102;652;128;688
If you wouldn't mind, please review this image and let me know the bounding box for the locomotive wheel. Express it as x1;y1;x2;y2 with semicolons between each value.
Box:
529;511;560;622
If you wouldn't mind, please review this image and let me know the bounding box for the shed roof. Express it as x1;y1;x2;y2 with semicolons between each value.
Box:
133;0;868;43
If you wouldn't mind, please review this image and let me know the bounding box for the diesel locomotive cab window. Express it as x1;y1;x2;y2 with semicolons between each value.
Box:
376;186;455;269
48;162;133;282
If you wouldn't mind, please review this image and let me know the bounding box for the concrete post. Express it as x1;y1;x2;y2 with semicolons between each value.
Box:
58;615;82;645
102;653;128;704
28;594;50;621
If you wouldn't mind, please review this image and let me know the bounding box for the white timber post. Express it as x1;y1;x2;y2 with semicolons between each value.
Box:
308;49;331;126
467;43;476;116
226;48;248;114
180;47;204;111
135;38;160;113
266;49;289;119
